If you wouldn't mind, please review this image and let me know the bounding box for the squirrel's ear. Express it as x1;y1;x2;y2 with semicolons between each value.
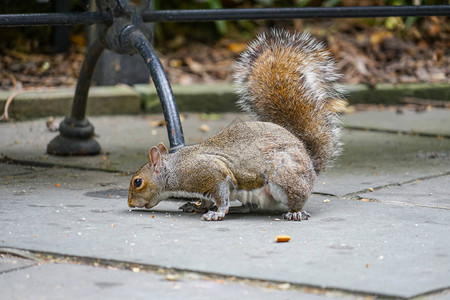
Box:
149;147;162;173
156;142;168;155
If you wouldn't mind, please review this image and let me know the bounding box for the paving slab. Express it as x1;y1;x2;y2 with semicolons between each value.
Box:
135;83;238;113
1;163;449;299
315;129;450;196
1;258;334;300
345;83;450;104
344;107;450;137
356;175;450;209
0;86;140;121
1;110;449;196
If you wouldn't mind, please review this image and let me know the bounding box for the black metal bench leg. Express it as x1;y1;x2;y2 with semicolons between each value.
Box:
130;30;185;153
47;38;105;155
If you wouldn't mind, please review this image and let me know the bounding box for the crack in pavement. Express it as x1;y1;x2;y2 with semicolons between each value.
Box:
344;125;450;140
342;171;450;210
343;171;450;198
2;246;442;300
0;155;128;174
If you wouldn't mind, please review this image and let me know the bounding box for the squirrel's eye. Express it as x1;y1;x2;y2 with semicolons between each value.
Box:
133;178;142;188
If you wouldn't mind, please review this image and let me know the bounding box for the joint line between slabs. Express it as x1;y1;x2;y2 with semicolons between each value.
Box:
0;246;405;299
344;125;450;139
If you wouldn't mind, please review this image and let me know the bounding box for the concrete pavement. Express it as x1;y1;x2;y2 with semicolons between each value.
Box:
1;107;449;299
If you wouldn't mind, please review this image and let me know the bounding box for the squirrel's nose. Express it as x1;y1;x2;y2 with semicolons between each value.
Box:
128;198;135;208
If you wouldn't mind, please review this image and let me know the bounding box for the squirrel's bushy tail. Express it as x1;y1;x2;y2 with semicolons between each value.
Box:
234;28;346;174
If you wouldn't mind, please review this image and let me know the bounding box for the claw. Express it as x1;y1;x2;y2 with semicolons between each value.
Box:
283;210;310;221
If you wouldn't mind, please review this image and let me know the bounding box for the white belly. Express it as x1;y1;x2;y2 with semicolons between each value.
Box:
230;183;288;211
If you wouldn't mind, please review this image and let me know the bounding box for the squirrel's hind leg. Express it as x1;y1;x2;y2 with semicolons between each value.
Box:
269;181;311;221
268;153;316;221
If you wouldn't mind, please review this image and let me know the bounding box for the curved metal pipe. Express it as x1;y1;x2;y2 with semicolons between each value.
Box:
130;30;185;153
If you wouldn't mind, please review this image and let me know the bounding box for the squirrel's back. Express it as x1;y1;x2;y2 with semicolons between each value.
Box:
234;28;346;174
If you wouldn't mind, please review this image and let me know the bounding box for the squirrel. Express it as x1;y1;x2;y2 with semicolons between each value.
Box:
128;28;346;221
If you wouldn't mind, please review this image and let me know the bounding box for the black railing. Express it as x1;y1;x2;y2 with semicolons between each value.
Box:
1;6;450;26
1;2;449;155
144;6;450;21
0;12;111;27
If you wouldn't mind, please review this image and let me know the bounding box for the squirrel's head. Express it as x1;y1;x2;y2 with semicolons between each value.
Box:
128;143;168;209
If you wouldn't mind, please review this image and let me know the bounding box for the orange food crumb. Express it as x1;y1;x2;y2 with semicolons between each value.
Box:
55;184;60;187
275;235;291;243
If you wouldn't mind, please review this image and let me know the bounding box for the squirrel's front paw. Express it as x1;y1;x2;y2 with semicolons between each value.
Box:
283;210;310;221
202;210;226;221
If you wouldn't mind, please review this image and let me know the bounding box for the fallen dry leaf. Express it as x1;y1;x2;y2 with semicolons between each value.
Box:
150;119;167;127
199;124;210;133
